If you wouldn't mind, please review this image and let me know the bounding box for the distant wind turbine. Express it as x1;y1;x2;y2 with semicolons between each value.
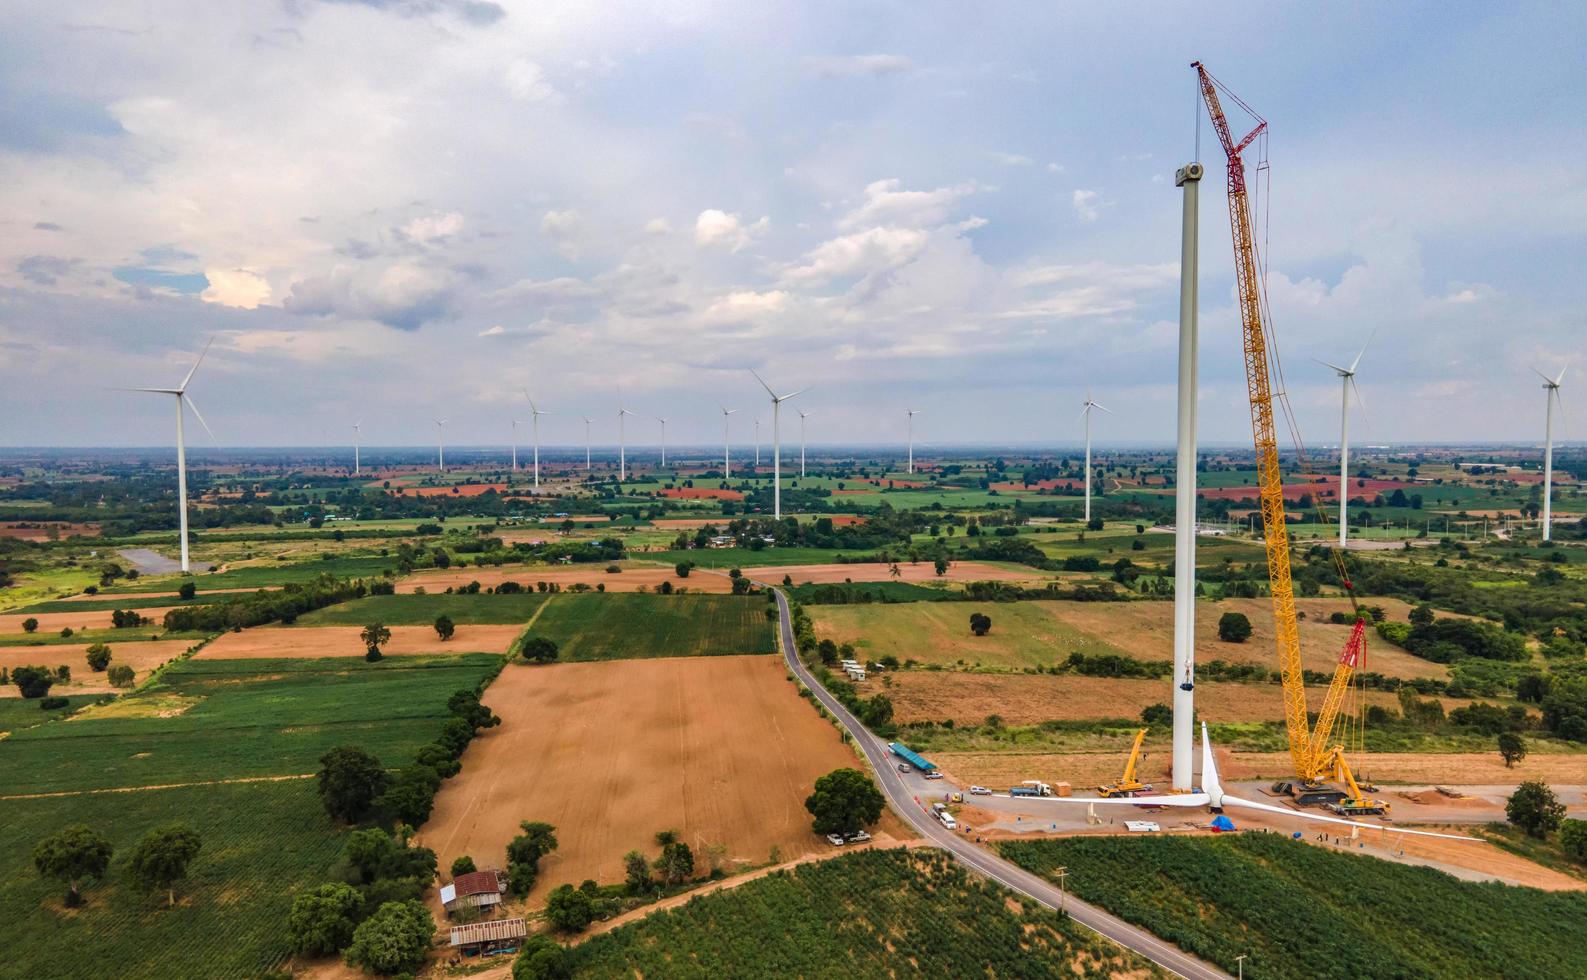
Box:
718;403;738;477
798;409;812;479
906;409;921;475
1537;365;1568;542
524;390;550;489
753;419;761;468
581;416;595;472
1080;392;1111;524
618;405;635;481
1315;332;1374;548
121;338;215;574
352;420;362;476
751;370;806;520
656;416;669;468
434;419;447;473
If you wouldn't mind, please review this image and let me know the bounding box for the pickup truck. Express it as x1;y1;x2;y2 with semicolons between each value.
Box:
923;771;944;780
968;785;992;796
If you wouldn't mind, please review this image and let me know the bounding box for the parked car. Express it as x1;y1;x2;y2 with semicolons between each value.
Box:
897;762;912;773
845;830;871;843
923;771;944;780
826;834;847;846
969;785;992;796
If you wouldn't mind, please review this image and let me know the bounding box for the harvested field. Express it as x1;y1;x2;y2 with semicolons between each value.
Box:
197;624;522;659
394;483;509;497
874;671;1447;728
1199;474;1418;501
0;522;99;540
649;518;728;529
0;607;179;634
396;564;731;594
417;655;903;903
0;640;194;696
744;560;1043;586
659;487;744;500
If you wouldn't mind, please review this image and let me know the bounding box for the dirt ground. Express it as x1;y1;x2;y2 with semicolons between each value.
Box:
743;560;1043;586
416;655;907;906
0;607;179;634
873;671;1444;728
0;639;194;696
1045;597;1450;681
196;624;523;659
0;522;100;540
1220;751;1587;785
396;564;731;595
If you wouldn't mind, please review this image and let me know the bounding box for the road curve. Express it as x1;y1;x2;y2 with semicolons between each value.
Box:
769;586;1229;980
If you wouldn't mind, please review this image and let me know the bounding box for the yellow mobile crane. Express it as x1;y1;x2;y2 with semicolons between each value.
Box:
1194;62;1387;814
1098;729;1150;798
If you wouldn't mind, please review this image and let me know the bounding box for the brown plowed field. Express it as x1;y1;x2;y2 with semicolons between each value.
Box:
0;608;179;634
874;671;1454;727
417;655;904;903
0;640;194;697
396;565;731;594
197;624;522;659
659;487;744;500
745;560;1042;586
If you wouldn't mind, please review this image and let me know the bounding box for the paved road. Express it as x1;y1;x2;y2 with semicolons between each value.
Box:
769;587;1229;980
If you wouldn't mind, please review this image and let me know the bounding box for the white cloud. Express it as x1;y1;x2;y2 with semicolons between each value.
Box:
504;58;560;103
694;209;767;251
541;209;582;258
402;212;464;243
705;289;790;321
643;218;671;235
839;179;982;230
783;227;931;283
991;152;1033;166
284;263;461;331
1072;189;1102;223
479;324;506;337
1046;162;1066;173
201;267;272;309
807;54;912;78
957;216;989;231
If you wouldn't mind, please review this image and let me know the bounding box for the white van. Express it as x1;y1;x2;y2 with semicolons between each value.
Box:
939;811;957;830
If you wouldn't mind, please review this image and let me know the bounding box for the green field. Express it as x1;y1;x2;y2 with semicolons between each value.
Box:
0;780;345;979
0;694;101;734
0;654;498;794
570;847;1158;978
528;593;776;661
295;592;549;625
785;580;951;604
0;627;207;647
17;594;215;614
809;599;1129;669
104;555;396;593
1001;834;1587;979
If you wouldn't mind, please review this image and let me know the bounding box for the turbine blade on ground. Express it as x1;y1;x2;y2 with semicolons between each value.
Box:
1218;794;1479;842
1012;792;1212;808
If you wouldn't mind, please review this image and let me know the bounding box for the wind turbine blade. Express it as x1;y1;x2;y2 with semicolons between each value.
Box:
1218;795;1479;842
749;368;777;399
1349;376;1370;431
183;395;216;443
1012;792;1211;808
178;337;215;393
1533;367;1558;387
1077;404;1090;422
1312;356;1351;376
117;387;182;394
1555;364;1569;387
1091;401;1113;415
782;387;809;401
1348;328;1376;375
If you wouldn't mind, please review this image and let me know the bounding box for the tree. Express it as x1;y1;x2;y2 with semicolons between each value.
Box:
434;614;456;641
287;881;364;956
379;764;442;826
1507;780;1566;839
545;883;596;932
507;821;558;896
804;767;885;837
1560;820;1587;863
969;612;992;636
1409;604;1435;628
12;665;54;699
108;664;135;688
1498;732;1528;769
817;639;838;665
675;562;691;578
654;840;695;886
21;617;38;633
178;581;197;600
513;934;570;980
360;622;391;661
32;825;112;907
1141;703;1173;726
451;855;477;878
127;823;202;906
521;636;559;664
934;557;949;577
85;643;112;672
1086;516;1104;531
317;746;389;823
343;900;435;975
622;849;652;894
1218;611;1253;643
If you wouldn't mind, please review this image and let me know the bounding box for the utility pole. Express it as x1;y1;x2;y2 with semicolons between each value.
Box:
1236;954;1247;980
1053;865;1069;917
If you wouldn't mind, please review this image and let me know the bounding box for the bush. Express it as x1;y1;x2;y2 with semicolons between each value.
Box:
287;882;364;956
513;934;570;979
969;612;992;636
1217;612;1252;643
343;900;435;975
12;665;54;699
520;636;559;664
85;643;112;672
1141;703;1172;726
21;617;39;633
1507;780;1566;839
108;664;135;688
434;614;456;641
506;822;559;897
1560;820;1587;863
450;855;476;878
178;581;197;600
40;696;70;710
545;883;596;932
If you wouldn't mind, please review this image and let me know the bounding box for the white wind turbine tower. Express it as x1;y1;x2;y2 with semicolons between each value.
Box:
656;417;669;468
581;416;594;472
1080;392;1111;524
123;339;215;574
1315;333;1373;549
751;370;806;520
617;405;635;481
905;409;921;475
352;420;362;476
754;419;761;468
434;419;448;473
523;390;550;489
1537;365;1567;542
718;404;738;477
798;409;812;479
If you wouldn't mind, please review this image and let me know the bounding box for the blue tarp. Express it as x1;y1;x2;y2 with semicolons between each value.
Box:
1210;815;1236;832
888;742;937;771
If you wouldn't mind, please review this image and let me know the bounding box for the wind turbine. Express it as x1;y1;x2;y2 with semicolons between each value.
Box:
656;417;669;469
618;405;635;481
753;419;761;468
718;404;738;477
1080;392;1111;524
122;339;215;574
1537;365;1567;542
1315;333;1373;549
352;420;362;476
798;409;812;479
434;419;447;472
751;370;806;520
906;409;921;475
581;416;594;472
523;390;550;489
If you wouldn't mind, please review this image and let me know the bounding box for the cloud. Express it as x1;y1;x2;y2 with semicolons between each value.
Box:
16;255;78;286
284;263;460;330
479;324;505;336
694;209;767;251
839;179;982;230
1072;189;1102;223
782;227;930;283
807;54;912;78
541;209;582;258
704;290;790;322
957;216;989;231
202;268;272;308
312;0;505;25
643;218;671;235
33;222;63;232
1046;162;1066;174
401;211;464;243
505;59;561;103
991;152;1033;166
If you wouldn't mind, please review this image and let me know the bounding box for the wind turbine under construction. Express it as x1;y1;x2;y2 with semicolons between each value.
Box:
121;338;215;574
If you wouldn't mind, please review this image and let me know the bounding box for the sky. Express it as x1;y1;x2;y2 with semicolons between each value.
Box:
1;1;1584;450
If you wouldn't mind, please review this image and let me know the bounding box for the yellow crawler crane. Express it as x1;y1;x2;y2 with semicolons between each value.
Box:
1098;729;1150;798
1194;62;1386;811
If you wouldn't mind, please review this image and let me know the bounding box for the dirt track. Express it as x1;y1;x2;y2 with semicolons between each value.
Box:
396;565;730;595
0;639;194;697
746;560;1042;586
197;624;522;659
417;655;903;904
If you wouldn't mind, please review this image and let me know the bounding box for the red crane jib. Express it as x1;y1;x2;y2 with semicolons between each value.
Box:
1338;620;1367;668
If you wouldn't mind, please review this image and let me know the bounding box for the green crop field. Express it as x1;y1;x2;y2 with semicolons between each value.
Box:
104;555;396;593
0;780;345;980
570;847;1158;978
0;628;207;647
527;593;776;660
809;599;1129;669
294;592;550;625
0;694;101;734
0;654;498;794
785;580;951;604
1001;834;1587;979
18;594;214;614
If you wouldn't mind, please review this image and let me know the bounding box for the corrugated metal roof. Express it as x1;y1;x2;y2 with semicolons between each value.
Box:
449;918;528;947
451;870;504;897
